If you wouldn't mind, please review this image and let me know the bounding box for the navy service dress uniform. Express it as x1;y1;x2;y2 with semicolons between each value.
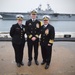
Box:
40;15;55;69
25;10;41;65
10;15;25;67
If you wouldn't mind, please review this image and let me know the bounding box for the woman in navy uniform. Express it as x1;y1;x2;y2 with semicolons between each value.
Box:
40;15;55;69
25;10;41;66
10;15;25;67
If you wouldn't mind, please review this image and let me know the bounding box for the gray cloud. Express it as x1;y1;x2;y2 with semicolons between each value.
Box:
0;0;75;14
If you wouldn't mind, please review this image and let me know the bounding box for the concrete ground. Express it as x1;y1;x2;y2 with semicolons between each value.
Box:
0;42;75;75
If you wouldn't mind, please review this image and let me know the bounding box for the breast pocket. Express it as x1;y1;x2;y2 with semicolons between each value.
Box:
16;28;21;33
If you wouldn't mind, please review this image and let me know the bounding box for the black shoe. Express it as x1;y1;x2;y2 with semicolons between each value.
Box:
20;62;24;66
28;61;31;66
41;61;45;65
17;63;21;67
45;64;49;69
35;61;39;65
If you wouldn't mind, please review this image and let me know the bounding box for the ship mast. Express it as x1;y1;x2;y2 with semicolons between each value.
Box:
36;4;54;13
46;4;52;11
36;4;42;11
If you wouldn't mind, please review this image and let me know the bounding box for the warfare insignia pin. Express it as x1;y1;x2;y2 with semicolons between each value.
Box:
23;28;25;31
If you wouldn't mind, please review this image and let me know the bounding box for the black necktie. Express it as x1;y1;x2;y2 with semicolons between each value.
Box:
33;20;35;22
44;25;47;28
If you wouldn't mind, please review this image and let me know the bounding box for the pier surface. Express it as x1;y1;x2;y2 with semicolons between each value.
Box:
0;42;75;75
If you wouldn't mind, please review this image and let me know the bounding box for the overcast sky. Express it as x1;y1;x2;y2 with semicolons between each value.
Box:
0;0;75;14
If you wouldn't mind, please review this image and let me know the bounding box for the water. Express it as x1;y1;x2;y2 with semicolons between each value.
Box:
51;21;75;32
0;20;25;32
0;19;75;32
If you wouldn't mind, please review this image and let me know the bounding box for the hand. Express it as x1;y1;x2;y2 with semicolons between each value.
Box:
32;37;36;41
48;44;51;46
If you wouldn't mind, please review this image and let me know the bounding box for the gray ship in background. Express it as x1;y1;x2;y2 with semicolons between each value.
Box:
0;4;75;41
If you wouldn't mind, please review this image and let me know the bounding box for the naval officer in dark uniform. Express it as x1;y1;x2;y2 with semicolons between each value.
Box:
40;15;55;69
25;10;41;66
10;15;25;67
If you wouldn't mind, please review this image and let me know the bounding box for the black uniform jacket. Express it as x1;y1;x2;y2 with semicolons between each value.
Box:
25;19;41;42
10;23;25;44
40;24;55;46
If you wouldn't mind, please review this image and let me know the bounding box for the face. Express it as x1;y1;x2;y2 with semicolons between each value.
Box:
17;20;22;25
43;20;49;25
31;14;37;19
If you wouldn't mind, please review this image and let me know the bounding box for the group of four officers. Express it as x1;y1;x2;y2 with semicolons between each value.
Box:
10;10;55;69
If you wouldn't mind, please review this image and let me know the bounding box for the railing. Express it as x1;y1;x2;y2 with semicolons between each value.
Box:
0;32;75;41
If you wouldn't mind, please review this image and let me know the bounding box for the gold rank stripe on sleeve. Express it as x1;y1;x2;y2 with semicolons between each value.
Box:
29;35;32;38
35;35;39;38
49;40;54;44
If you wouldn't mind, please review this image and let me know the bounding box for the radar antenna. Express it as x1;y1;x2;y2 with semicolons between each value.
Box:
46;4;51;11
36;4;42;11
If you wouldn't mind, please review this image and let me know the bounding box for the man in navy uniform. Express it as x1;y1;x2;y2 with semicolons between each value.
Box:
40;15;55;69
25;10;41;66
10;14;25;67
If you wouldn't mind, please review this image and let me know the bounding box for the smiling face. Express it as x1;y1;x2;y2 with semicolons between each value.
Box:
43;20;49;25
17;20;22;25
31;14;37;19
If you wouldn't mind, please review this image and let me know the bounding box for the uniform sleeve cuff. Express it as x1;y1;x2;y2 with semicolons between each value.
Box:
35;35;39;38
49;40;54;44
29;35;32;38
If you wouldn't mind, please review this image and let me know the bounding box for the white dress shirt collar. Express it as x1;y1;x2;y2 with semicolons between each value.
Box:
44;24;48;27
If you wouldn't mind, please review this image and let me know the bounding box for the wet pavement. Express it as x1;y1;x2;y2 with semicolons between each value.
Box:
0;42;75;75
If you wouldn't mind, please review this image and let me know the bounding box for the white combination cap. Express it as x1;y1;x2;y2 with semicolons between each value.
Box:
43;15;51;20
16;14;24;20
